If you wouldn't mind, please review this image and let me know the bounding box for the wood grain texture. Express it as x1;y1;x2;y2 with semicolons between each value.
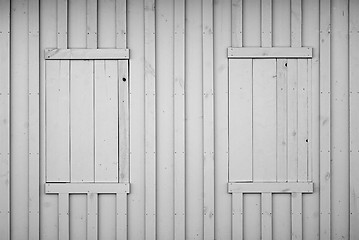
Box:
203;0;215;238
144;0;157;238
0;0;10;238
319;0;331;239
174;0;186;238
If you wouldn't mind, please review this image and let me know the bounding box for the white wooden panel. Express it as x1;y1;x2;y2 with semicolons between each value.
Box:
261;0;272;47
273;194;291;240
232;0;243;47
243;194;261;240
276;59;288;181
95;60;118;182
350;0;359;239
232;193;243;240
272;0;290;47
228;182;314;193
297;59;308;181
203;0;215;238
68;0;87;48
28;0;40;237
291;193;302;240
115;0;127;48
261;193;272;240
229;59;252;182
0;0;10;238
87;193;98;240
118;61;129;183
319;0;331;239
290;0;302;47
98;195;116;240
242;0;261;47
144;0;157;238
46;60;70;182
287;59;298;182
98;0;116;48
45;49;130;60
59;193;70;240
228;47;312;58
71;61;95;182
116;193;128;240
174;0;186;237
253;59;276;181
57;0;68;48
86;0;98;49
70;195;87;240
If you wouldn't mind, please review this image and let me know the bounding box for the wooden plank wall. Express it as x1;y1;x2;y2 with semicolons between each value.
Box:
1;0;359;239
0;0;10;239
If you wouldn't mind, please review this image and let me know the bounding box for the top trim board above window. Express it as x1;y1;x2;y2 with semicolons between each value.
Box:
228;47;312;59
45;48;130;60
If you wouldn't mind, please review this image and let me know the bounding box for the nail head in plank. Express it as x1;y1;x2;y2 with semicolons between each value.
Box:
228;182;314;193
45;49;130;60
227;47;312;58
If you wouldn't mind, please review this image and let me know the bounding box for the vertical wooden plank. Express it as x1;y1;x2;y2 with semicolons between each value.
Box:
307;59;313;182
28;0;40;238
119;60;129;183
46;60;70;182
291;0;302;47
291;193;303;240
287;59;298;182
229;59;253;182
272;0;290;47
232;193;243;240
261;193;273;240
86;0;98;49
71;61;95;182
273;194;291;240
116;0;127;48
297;59;308;182
98;195;116;240
59;193;70;240
276;59;288;181
232;0;243;47
70;195;87;240
0;0;10;238
243;194;261;240
253;59;277;181
174;0;186;238
144;0;156;238
261;0;272;47
94;60;119;182
242;0;261;47
319;0;331;239
57;0;68;48
116;193;128;240
203;0;215;239
87;193;98;240
350;0;359;239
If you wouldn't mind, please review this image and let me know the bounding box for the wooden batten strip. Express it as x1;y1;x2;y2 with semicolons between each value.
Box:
58;193;70;240
232;193;243;240
290;0;302;48
116;193;128;240
232;0;243;47
203;0;215;239
45;49;130;60
116;0;127;48
144;0;156;239
319;0;331;239
261;0;272;48
261;193;272;240
45;183;130;194
228;182;314;193
228;47;312;59
28;0;40;238
174;0;186;239
349;0;359;238
0;0;10;239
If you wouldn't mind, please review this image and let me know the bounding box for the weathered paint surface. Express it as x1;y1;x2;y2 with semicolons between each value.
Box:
0;0;358;239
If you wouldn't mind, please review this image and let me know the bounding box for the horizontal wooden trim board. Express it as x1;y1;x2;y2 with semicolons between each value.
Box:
45;183;130;194
227;47;313;59
45;48;130;60
228;182;314;193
